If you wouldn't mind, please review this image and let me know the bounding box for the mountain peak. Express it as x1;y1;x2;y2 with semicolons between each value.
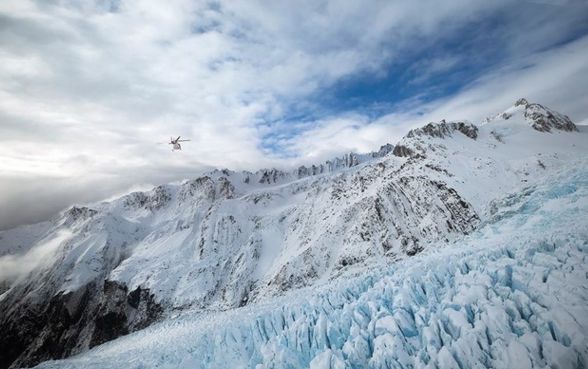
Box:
514;97;529;107
486;99;577;133
524;102;577;132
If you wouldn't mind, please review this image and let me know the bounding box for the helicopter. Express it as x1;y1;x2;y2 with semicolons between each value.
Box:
163;136;191;151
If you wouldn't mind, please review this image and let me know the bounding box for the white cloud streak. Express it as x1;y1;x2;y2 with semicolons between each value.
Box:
0;229;72;282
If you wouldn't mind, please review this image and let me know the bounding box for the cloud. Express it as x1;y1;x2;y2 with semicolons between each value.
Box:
0;229;72;282
0;0;587;229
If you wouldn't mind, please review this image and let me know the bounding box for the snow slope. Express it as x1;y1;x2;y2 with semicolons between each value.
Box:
0;100;587;368
34;165;588;369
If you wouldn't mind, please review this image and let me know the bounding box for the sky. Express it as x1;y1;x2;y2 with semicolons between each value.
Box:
1;0;588;230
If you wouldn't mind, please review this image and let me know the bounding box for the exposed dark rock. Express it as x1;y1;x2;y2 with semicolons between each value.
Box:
537;160;546;170
271;250;319;291
454;122;479;139
148;186;172;210
91;281;162;348
217;177;235;199
258;169;287;184
525;103;577;132
124;186;172;210
0;280;162;369
425;163;453;176
0;284;95;369
124;192;149;208
64;207;98;223
373;143;394;157
490;130;504;143
393;121;478;158
393;145;415;157
296;146;393;179
179;176;216;202
407;121;478;140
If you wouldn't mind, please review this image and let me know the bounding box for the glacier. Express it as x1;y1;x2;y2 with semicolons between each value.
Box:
33;166;588;369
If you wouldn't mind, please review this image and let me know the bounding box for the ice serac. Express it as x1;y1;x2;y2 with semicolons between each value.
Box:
0;99;586;368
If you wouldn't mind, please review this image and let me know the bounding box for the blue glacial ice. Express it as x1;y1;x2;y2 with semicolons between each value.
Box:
35;168;588;369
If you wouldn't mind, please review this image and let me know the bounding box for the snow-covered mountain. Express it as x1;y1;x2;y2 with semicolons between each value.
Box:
32;166;588;369
0;100;586;369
